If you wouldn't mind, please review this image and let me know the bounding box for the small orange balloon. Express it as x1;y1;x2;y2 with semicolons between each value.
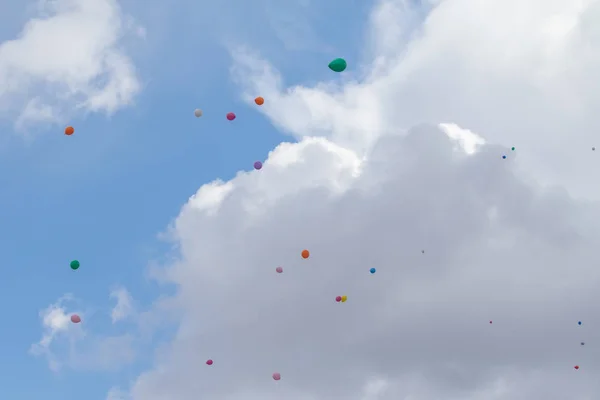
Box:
254;96;264;106
64;126;74;135
301;249;310;259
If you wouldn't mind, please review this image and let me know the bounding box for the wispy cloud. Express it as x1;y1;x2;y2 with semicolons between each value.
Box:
31;290;138;372
110;286;135;323
29;294;83;372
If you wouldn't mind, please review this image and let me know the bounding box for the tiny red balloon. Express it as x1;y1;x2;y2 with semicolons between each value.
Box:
206;359;213;365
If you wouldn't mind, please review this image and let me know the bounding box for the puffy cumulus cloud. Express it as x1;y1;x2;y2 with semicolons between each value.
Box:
231;0;600;200
31;292;136;372
113;0;600;399
119;122;600;400
110;286;135;323
0;0;143;130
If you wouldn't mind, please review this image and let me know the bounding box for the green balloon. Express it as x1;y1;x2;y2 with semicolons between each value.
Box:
328;58;347;72
511;147;515;151
70;260;80;270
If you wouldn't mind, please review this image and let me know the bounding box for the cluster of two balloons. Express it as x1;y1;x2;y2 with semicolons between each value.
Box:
335;295;348;303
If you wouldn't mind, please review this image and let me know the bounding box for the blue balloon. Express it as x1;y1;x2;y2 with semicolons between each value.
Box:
370;268;376;274
578;321;582;325
502;155;506;159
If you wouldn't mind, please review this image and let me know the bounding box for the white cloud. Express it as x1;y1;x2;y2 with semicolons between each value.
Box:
113;0;600;399
110;286;134;323
231;0;600;200
123;122;600;400
29;294;83;371
0;0;142;130
31;293;135;372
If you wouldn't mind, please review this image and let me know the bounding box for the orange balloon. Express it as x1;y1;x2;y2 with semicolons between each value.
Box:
254;96;264;106
64;126;74;135
301;249;310;259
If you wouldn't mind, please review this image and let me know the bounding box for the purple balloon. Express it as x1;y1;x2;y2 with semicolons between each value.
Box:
254;161;262;170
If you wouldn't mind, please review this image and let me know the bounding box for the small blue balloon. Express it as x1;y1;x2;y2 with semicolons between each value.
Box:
578;321;582;325
502;155;506;159
370;268;376;274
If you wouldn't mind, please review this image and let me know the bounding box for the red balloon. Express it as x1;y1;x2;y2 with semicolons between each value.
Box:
574;365;580;370
335;296;342;302
206;359;213;365
272;372;281;380
71;314;81;324
226;112;236;121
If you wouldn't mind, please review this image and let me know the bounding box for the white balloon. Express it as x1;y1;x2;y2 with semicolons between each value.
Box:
194;109;202;117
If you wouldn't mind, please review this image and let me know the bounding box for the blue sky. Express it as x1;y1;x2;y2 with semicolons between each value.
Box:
0;0;373;398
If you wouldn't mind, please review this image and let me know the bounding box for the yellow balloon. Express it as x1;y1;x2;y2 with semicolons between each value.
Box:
341;295;347;302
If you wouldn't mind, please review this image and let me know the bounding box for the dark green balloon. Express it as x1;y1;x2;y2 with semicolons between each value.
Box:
70;260;80;270
328;58;347;72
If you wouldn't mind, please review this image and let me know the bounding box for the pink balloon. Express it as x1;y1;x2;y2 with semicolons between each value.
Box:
226;112;236;121
70;314;81;323
272;372;281;381
276;266;283;273
206;359;213;365
335;296;342;302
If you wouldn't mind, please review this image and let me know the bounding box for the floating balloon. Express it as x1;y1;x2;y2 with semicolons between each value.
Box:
335;296;342;302
194;109;203;117
581;342;585;346
511;147;515;151
578;321;582;325
370;268;376;274
502;155;506;159
70;260;80;270
328;58;347;72
65;126;74;135
574;365;580;370
226;112;236;121
254;161;262;170
341;295;347;302
272;372;281;381
421;250;425;254
71;314;81;324
255;97;264;105
276;266;283;273
301;249;310;259
206;359;213;365
593;147;596;151
489;320;493;324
